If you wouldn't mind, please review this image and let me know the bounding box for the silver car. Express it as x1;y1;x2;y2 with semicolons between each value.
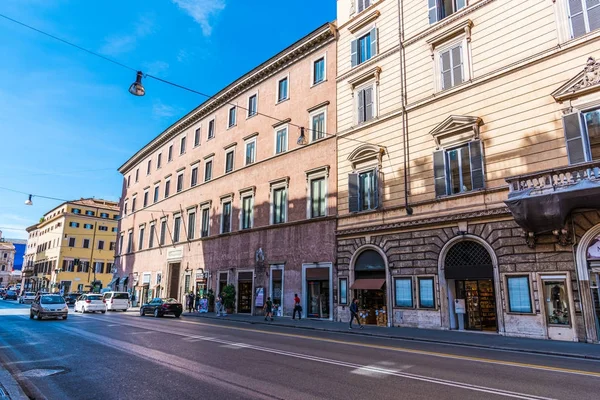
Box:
19;292;36;304
30;294;69;320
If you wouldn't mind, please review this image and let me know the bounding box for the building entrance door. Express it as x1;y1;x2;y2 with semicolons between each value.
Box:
455;279;497;331
306;268;330;319
168;263;180;299
237;272;253;314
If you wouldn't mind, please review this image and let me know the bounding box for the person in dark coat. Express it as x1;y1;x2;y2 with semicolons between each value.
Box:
188;292;195;313
349;298;363;330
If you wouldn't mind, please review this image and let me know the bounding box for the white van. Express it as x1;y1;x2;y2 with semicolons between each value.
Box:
103;292;130;311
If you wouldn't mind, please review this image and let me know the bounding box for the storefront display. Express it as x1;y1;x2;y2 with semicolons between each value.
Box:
456;279;497;331
237;272;253;314
543;280;570;325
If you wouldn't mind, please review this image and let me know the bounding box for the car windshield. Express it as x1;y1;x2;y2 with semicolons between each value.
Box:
25;292;35;296
41;296;66;304
162;298;178;303
88;295;103;301
113;293;129;299
7;291;15;295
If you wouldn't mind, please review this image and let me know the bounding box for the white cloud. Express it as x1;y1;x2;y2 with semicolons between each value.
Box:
172;0;226;36
143;61;170;76
177;49;189;63
152;100;180;119
100;15;155;56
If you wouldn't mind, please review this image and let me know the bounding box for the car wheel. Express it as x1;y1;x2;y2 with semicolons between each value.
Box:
101;311;106;314
29;310;34;319
139;308;145;317
154;309;160;318
175;313;181;318
63;315;68;320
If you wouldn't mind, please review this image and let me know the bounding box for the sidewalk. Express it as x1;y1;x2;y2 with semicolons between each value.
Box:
182;311;600;360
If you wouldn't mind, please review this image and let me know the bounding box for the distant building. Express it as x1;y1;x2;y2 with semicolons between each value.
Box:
6;239;26;271
0;230;16;287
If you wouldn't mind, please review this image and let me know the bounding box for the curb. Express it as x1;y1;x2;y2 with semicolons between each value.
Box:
182;314;600;361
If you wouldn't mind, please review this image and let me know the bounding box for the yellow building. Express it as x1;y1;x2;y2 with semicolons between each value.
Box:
30;198;120;293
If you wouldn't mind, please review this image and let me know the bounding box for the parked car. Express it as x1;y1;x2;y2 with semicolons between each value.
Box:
18;292;36;304
30;294;68;320
103;292;129;311
139;298;182;318
74;294;106;313
64;293;82;306
2;290;18;300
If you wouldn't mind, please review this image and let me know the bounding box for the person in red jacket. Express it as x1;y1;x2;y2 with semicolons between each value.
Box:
292;293;302;320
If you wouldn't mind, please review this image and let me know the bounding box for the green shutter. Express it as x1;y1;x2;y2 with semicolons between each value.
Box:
433;150;447;197
469;140;485;190
348;173;359;212
562;111;589;164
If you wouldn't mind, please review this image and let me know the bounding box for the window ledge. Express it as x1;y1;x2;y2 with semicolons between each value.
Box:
348;10;380;33
349;66;381;89
310;79;327;89
308;100;331;113
276;98;290;105
272;118;291;128
427;19;473;56
246;113;257;120
243;132;259;141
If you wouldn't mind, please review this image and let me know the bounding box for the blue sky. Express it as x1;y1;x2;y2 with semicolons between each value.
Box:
0;0;336;239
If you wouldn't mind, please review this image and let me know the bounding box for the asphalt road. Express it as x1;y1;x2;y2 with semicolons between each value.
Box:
1;300;599;400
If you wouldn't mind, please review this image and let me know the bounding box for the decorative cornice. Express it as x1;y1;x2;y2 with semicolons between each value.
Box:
427;19;473;58
347;10;381;33
552;57;600;102
348;66;382;89
307;100;330;113
336;207;511;236
118;23;336;174
272;118;291;128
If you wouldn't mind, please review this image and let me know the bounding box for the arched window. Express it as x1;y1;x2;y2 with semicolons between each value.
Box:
444;241;493;279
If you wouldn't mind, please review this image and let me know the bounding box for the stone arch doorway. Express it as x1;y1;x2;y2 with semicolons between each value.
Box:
575;222;600;343
439;236;504;333
349;245;391;326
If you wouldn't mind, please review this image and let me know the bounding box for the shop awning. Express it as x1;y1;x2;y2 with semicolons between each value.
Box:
351;279;385;290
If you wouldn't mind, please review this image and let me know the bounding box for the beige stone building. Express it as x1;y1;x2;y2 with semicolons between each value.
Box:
335;0;600;342
0;231;16;287
116;24;338;318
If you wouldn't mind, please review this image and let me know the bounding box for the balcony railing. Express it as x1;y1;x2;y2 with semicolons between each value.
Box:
506;160;600;194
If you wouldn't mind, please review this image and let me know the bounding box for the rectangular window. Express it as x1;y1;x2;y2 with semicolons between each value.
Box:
201;208;210;237
83;223;94;230
208;119;215;139
351;28;377;67
248;94;257;117
348;169;378;212
440;43;463;90
177;173;184;193
109;241;116;251
433;141;484;197
310;177;326;218
245;140;256;165
124;201;128;215
164;180;171;198
272;187;287;224
180;136;186;155
277;77;288;102
153;186;160;203
149;225;155;248
168;145;173;162
543;280;570;325
221;201;232;233
395;278;413;307
173;216;181;243
143;191;149;207
188;212;196;240
357;85;374;123
100;212;109;219
507;276;533;313
119;234;124;255
191;166;198;187
127;176;131;188
225;150;234;173
131;198;136;212
241;196;253;230
194;128;201;147
83;239;90;249
68;237;76;247
418;277;435;308
72;208;81;214
69;222;80;228
357;0;371;13
135;169;139;182
311;111;326;141
568;0;600;38
99;226;108;231
205;160;213;181
160;220;167;246
275;127;288;154
138;227;145;251
313;57;325;85
112;227;118;232
339;278;348;305
85;210;95;216
157;153;162;168
147;160;151;175
562;108;600;164
228;106;236;127
429;0;466;24
127;231;133;253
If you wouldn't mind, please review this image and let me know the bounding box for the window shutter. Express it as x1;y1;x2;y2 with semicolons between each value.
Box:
568;0;587;38
469;140;485;190
364;87;373;121
433;150;447;197
562;111;589;164
428;0;438;24
348;173;359;212
373;168;380;209
351;39;358;67
440;49;452;90
451;45;463;86
588;1;600;32
370;27;378;57
357;89;365;123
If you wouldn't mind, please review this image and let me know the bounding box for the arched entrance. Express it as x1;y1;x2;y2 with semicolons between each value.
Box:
350;247;390;326
439;237;502;332
575;223;600;343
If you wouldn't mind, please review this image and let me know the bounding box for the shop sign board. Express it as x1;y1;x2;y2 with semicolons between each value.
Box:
255;287;264;308
454;299;466;314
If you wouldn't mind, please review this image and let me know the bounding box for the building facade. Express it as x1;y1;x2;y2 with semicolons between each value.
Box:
25;199;119;293
335;0;600;342
116;24;338;318
0;231;16;287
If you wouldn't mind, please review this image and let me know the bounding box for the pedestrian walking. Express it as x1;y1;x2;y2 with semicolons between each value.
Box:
188;292;195;313
349;298;363;330
215;295;223;316
292;293;302;320
264;296;274;321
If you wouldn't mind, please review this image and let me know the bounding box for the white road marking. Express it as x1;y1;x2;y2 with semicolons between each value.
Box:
19;369;64;378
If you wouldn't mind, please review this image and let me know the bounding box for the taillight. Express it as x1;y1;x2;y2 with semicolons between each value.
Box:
103;300;106;303
162;304;169;308
85;300;91;303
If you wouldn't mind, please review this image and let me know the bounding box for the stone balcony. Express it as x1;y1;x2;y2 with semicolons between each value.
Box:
505;161;600;234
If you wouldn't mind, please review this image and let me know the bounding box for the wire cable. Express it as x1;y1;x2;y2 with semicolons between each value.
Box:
0;186;69;202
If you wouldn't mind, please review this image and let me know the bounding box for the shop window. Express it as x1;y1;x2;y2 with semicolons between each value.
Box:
395;278;413;308
543;280;570;326
271;268;283;312
562;108;600;164
339;278;348;305
306;267;330;319
418;277;435;308
506;276;532;313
